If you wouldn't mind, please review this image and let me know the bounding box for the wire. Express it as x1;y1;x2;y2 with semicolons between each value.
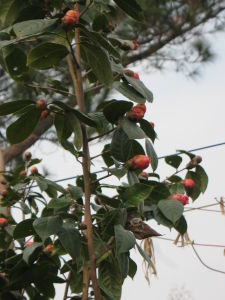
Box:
37;141;225;185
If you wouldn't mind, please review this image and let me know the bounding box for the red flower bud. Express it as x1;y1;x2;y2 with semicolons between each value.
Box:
0;218;8;228
126;104;146;122
36;99;47;110
43;244;54;254
31;166;38;175
128;155;150;171
40;109;49;120
124;69;140;80
25;241;34;247
133;72;140;80
170;194;189;205
24;151;32;161
1;189;8;197
183;179;195;189
62;10;80;27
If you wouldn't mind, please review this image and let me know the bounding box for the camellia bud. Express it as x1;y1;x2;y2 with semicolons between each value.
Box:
36;99;47;110
124;69;140;80
128;155;150;171
43;244;54;255
80;221;87;230
183;178;195;189
31;166;38;175
126;104;146;122
24;151;32;161
40;109;49;120
25;241;34;247
186;155;202;169
193;155;202;164
62;9;80;27
0;217;8;228
170;194;189;205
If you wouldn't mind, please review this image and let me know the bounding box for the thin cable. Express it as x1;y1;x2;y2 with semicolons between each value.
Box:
34;141;225;185
156;236;225;248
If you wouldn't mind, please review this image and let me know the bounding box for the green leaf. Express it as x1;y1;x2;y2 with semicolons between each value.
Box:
48;197;72;209
81;43;113;86
111;128;145;162
158;200;184;224
99;260;122;300
67;185;83;200
6;107;41;144
58;223;81;259
14;219;35;239
70;268;83;294
114;81;146;103
174;215;187;235
33;216;63;242
124;75;153;102
66;111;83;150
35;281;55;298
118;253;129;279
145;139;158;171
0;100;34;116
196;165;208;193
169;183;185;195
113;0;144;21
102;144;114;167
22;242;43;264
103;100;133;123
153;207;173;228
128;257;137;279
13;19;58;38
165;155;182;169
114;224;136;255
135;242;156;273
27;43;69;69
127;170;139;185
119;117;146;139
4;47;28;80
140;119;157;143
0;0;27;27
122;183;153;206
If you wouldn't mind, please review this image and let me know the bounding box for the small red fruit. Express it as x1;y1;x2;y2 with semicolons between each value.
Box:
62;10;80;26
0;218;8;228
31;166;38;175
40;109;49;120
170;194;189;205
126;104;146;122
25;241;34;247
36;99;47;110
80;221;87;230
24;151;32;161
133;72;139;80
43;244;54;254
131;40;139;50
1;189;8;197
128;155;150;171
183;179;195;189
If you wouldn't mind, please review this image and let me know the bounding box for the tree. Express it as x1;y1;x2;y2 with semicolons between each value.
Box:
0;0;217;299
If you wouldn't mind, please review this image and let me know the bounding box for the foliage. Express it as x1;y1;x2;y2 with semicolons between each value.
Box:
0;0;214;299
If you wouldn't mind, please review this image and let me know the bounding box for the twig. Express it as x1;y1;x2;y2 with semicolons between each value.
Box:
63;271;72;300
88;128;115;142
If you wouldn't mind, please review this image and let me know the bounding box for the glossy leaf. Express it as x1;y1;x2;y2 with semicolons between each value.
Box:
58;223;81;259
27;43;69;69
124;75;153;102
196;165;208;193
127;170;139;185
119;117;146;139
33;216;63;241
114;224;136;255
103;100;133;123
135;242;156;273
66;111;83;150
22;242;43;264
122;183;153;206
0;100;34;116
165;155;182;169
114;82;146;103
111;128;145;162
113;0;144;21
6;107;41;144
158;200;184;224
174;215;187;235
145;139;158;171
118;253;129;279
140;119;157;143
14;219;35;239
185;171;201;200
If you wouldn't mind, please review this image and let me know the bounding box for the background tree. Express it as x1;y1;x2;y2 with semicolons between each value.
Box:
0;0;222;299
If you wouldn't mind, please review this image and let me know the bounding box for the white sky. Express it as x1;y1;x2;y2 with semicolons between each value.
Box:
32;31;225;300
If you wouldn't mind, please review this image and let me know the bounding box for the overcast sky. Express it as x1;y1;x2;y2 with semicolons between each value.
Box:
33;30;225;300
